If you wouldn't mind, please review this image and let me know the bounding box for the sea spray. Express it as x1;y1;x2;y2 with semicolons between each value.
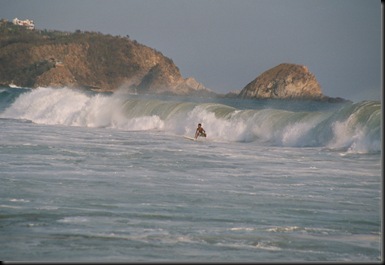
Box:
0;87;381;153
326;101;382;153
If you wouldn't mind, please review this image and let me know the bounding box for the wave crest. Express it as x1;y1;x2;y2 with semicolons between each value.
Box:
0;87;380;152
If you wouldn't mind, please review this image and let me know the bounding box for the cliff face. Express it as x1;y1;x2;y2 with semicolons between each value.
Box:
238;63;324;100
0;21;212;95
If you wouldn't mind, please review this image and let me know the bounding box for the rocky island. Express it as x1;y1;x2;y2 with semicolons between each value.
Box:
236;63;346;102
0;18;346;102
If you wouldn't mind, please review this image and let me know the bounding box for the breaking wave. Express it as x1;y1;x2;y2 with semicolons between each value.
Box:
0;87;381;153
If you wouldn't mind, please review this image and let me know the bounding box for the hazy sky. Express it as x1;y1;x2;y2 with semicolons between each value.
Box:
0;0;381;102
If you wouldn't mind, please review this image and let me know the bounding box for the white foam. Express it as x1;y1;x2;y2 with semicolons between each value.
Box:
1;87;380;152
255;241;281;251
8;198;30;202
57;216;89;223
266;226;301;233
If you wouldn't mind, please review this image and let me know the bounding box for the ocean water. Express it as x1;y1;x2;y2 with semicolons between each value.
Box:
0;87;382;262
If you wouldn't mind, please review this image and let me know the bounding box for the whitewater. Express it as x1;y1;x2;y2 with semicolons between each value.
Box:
0;87;382;261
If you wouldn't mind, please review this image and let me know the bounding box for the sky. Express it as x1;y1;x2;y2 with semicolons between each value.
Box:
0;0;381;102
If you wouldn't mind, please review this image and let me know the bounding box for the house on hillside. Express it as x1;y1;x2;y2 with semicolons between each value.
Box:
12;17;35;30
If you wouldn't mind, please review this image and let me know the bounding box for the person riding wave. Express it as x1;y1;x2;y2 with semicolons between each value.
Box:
195;123;206;139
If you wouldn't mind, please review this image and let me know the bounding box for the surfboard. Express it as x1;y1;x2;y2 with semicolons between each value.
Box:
183;136;208;142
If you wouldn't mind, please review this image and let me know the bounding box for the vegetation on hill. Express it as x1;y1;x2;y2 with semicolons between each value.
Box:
0;19;211;95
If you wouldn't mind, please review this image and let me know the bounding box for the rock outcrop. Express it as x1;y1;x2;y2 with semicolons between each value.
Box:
0;21;213;96
0;20;347;102
238;63;324;100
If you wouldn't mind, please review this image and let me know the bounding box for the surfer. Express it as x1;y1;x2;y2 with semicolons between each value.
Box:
195;123;206;139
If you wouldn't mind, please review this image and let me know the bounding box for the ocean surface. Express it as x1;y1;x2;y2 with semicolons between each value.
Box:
0;87;382;262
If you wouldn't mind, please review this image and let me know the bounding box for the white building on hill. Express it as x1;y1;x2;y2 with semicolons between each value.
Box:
12;17;35;30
